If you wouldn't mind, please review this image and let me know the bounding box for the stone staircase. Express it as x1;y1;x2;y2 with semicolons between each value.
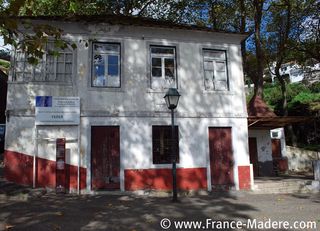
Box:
252;177;318;194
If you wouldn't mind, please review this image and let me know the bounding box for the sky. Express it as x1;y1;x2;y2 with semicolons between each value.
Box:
0;37;11;51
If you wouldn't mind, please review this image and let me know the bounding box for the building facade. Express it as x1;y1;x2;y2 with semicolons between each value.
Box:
4;16;252;193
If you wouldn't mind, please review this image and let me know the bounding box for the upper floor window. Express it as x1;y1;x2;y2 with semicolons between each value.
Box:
150;46;177;89
13;42;74;83
203;49;228;91
92;42;120;88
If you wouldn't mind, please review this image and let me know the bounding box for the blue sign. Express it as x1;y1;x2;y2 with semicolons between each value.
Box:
36;96;52;107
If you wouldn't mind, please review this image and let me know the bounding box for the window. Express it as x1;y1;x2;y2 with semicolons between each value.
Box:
13;43;74;83
150;46;177;89
152;126;179;164
92;42;121;88
203;49;228;91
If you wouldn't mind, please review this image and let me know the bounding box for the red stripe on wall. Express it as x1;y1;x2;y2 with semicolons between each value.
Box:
238;166;251;190
4;150;33;186
4;150;86;190
125;168;207;191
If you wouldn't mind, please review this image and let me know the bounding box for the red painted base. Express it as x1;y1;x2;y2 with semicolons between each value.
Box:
238;166;251;190
125;168;207;191
4;150;86;190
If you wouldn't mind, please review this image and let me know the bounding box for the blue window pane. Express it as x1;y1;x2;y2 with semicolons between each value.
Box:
108;65;118;76
94;65;105;77
108;55;118;65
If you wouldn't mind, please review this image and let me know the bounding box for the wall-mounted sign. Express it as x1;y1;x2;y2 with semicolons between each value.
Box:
35;96;80;125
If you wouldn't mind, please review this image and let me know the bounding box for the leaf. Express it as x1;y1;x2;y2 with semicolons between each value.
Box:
27;57;39;65
71;43;77;49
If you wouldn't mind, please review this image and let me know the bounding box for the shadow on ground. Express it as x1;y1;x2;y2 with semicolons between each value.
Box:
0;191;258;231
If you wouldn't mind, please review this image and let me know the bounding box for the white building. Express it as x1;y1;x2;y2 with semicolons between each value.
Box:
4;15;252;193
268;61;320;84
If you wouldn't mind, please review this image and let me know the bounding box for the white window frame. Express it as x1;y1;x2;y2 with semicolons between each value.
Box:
91;42;121;88
203;49;229;91
150;46;177;89
12;42;74;83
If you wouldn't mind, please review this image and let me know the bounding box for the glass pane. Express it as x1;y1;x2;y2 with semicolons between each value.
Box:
152;58;161;67
215;71;227;81
93;54;104;65
16;61;25;72
165;58;174;68
57;62;64;73
204;61;214;70
151;47;174;55
46;62;55;74
34;73;44;81
94;43;120;53
107;76;120;87
57;73;65;81
216;61;226;72
165;68;174;78
108;55;118;65
204;70;214;81
47;73;56;81
94;65;105;77
152;67;162;77
65;54;73;62
93;76;107;86
203;50;225;59
214;80;228;91
108;64;119;76
65;63;72;74
57;54;65;62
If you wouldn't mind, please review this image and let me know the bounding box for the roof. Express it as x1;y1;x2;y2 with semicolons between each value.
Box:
247;95;311;129
11;14;250;39
248;95;277;117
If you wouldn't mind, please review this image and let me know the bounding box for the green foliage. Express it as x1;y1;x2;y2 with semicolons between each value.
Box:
0;59;10;69
264;82;320;115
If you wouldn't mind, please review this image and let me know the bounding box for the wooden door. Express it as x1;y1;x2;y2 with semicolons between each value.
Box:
248;137;259;177
209;127;234;189
91;126;120;190
272;139;281;158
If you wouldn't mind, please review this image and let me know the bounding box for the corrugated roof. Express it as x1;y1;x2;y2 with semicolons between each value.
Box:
248;95;277;117
247;95;311;129
11;14;250;38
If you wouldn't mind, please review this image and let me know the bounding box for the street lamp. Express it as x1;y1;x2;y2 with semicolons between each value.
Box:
164;88;181;202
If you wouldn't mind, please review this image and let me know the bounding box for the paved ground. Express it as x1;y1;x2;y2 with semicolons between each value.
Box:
0;156;319;231
0;190;319;231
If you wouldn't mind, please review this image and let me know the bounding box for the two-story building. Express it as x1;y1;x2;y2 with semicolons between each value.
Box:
4;15;252;193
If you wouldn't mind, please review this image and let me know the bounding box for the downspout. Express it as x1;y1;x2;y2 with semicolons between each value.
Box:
33;126;38;188
77;119;81;194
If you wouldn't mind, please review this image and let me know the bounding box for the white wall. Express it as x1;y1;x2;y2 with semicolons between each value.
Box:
6;21;249;191
249;129;272;162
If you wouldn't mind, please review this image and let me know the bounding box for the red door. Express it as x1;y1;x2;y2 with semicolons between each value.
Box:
91;126;120;190
249;137;259;177
209;127;234;189
272;139;281;158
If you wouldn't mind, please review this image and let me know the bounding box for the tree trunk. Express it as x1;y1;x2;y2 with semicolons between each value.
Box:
239;0;247;75
275;64;288;116
253;0;265;98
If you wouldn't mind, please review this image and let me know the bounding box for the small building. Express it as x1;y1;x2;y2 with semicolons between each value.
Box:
4;15;252;193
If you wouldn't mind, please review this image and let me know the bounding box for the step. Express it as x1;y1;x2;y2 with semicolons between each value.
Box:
252;180;316;194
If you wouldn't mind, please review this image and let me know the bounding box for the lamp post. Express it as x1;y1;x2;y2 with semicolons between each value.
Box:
164;88;181;202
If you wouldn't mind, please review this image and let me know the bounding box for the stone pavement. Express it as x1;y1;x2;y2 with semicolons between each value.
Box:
0;190;319;231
